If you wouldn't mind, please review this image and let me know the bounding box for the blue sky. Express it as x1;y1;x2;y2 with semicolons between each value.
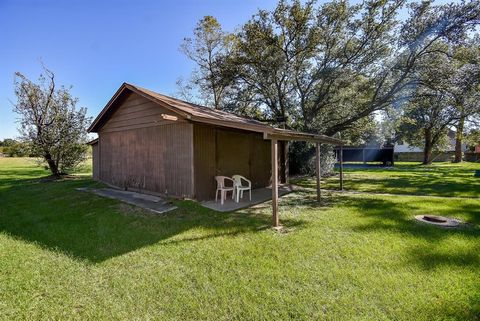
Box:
0;0;280;139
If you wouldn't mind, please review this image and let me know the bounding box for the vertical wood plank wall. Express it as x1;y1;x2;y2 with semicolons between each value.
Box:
193;125;216;201
92;143;99;180
96;91;194;198
193;124;272;201
99;124;193;198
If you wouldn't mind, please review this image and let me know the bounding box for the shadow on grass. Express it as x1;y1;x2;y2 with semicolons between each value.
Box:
0;175;306;264
341;196;480;269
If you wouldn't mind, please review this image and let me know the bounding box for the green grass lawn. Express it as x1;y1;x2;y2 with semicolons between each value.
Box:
297;162;480;198
1;158;480;320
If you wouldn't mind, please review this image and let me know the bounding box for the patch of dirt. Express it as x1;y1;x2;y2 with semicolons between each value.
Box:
272;226;295;234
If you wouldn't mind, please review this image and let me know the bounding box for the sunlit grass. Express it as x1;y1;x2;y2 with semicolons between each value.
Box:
295;161;480;198
0;158;479;320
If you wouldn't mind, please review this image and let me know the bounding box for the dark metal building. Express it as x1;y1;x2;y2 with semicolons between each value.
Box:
335;146;395;166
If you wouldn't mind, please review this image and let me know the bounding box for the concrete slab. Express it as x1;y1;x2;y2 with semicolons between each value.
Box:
201;186;293;212
77;188;177;214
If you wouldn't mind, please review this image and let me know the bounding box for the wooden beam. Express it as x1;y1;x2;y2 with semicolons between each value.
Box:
271;139;279;227
161;114;178;121
264;133;342;145
266;134;318;143
315;142;321;202
339;146;344;191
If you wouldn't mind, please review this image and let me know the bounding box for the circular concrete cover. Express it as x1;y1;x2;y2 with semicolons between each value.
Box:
414;215;464;228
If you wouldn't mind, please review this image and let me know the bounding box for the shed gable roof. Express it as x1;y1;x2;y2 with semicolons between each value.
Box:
88;83;343;145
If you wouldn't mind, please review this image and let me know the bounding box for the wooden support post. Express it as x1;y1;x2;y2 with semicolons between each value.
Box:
284;141;289;184
279;141;286;183
271;139;279;227
315;142;321;202
339;145;344;191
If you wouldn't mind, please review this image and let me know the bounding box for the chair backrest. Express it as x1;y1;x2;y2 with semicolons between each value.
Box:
232;175;246;187
215;176;233;188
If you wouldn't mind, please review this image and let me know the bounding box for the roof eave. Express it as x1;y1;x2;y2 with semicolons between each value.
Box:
88;83;130;133
86;138;99;145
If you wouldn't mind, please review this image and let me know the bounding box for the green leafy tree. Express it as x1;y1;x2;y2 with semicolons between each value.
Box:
3;141;33;157
13;67;91;176
449;38;480;162
179;16;236;110
398;35;480;164
465;128;480;150
398;101;456;165
0;138;16;147
179;0;479;172
181;0;479;137
397;43;461;164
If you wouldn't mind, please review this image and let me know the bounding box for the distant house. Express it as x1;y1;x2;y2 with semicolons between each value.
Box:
465;144;480;162
394;130;467;162
88;83;342;201
394;141;423;153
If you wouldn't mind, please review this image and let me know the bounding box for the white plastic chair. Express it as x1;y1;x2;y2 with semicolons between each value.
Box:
232;175;252;203
215;176;235;205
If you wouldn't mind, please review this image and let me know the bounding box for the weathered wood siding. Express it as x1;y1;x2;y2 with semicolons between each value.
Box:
92;143;99;180
96;91;194;198
100;91;183;133
193;124;271;201
193;124;216;201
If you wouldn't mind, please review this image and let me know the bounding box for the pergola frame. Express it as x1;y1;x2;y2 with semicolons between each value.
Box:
263;131;344;228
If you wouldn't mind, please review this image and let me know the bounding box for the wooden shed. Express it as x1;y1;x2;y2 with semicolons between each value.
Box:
89;83;343;226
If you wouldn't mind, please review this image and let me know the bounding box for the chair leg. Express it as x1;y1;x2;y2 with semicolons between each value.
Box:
249;189;251;201
215;190;218;202
221;190;224;205
232;189;234;200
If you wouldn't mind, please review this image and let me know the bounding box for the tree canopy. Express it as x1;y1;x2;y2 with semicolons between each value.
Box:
179;0;480;140
397;36;480;164
13;67;91;176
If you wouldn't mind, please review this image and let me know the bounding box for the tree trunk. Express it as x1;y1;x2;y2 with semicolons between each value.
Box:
423;128;433;165
45;152;60;176
454;116;465;163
